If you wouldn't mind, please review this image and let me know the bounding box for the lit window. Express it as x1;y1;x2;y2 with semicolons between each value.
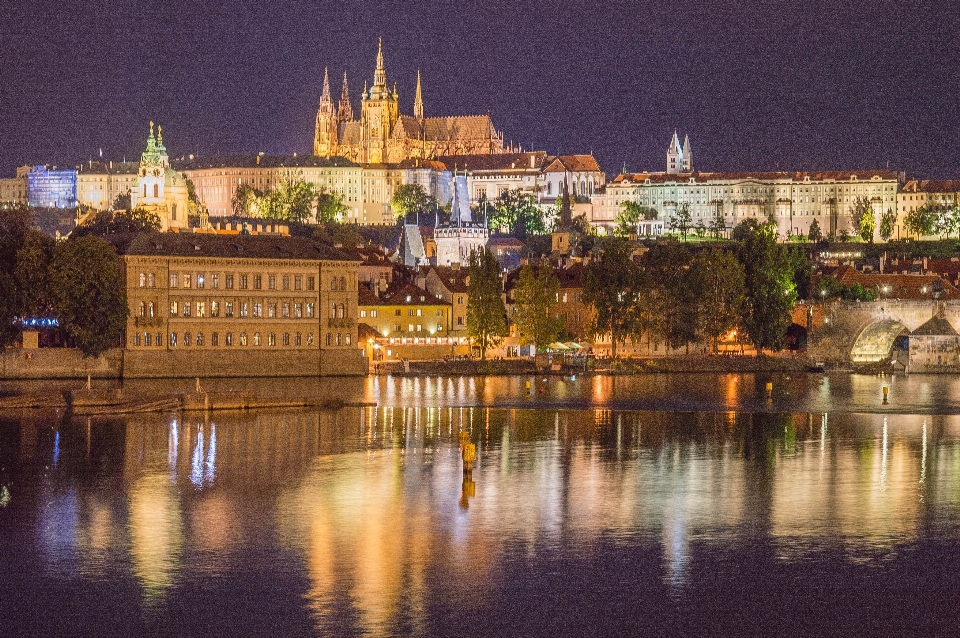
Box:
211;301;219;317
212;274;219;289
307;333;314;346
282;303;290;318
197;275;205;289
294;276;302;291
239;332;247;346
148;273;155;287
139;273;146;288
306;303;314;318
268;333;276;346
196;332;204;346
371;310;377;318
196;302;205;318
253;303;262;318
170;273;178;288
294;303;302;318
183;303;191;317
240;303;249;318
139;301;146;317
184;275;191;288
360;309;367;318
268;303;276;318
253;332;261;346
345;333;351;345
226;274;234;289
240;275;248;290
170;333;177;347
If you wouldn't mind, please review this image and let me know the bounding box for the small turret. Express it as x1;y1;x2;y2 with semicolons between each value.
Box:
338;71;353;122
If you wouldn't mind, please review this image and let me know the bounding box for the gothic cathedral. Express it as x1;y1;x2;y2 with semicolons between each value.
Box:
314;39;506;163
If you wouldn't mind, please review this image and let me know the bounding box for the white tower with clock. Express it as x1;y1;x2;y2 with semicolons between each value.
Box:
131;121;189;231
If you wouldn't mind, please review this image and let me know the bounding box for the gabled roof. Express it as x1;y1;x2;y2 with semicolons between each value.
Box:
115;232;358;262
422;115;499;142
543;155;603;173
912;315;959;336
383;282;446;306
901;179;960;194
834;266;960;300
438;152;548;172
358;323;382;340
611;170;899;185
427;266;470;293
172;154;358;171
358;285;381;305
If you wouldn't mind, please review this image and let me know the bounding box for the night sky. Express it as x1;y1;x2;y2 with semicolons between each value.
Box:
1;0;958;178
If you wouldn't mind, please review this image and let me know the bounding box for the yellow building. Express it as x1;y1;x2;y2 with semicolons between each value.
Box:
897;179;960;238
118;233;365;377
76;160;139;211
314;39;505;163
358;282;464;359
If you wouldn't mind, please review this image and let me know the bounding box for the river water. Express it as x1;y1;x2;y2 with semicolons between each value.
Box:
2;372;960;636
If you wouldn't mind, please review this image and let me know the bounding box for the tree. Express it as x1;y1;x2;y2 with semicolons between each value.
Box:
731;218;771;243
933;205;960;239
904;206;937;239
48;236;128;357
643;244;699;352
466;249;508;360
316;187;348;223
0;206;32;347
582;238;646;358
511;263;563;352
690;248;745;353
258;174;317;224
492;189;545;240
614;201;656;238
15;230;55;318
735;223;797;356
851;196;875;242
73;208;161;237
112;189;131;211
670;203;692;241
390;184;434;222
808;218;823;243
232;183;262;217
709;204;726;239
879;208;897;241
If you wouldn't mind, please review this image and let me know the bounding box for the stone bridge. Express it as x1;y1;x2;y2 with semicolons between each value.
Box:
804;299;959;365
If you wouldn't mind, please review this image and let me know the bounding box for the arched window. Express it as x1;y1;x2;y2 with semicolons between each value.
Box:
144;333;151;346
139;301;146;316
337;304;345;319
253;332;261;346
339;276;346;291
331;276;338;291
183;332;191;347
336;333;342;346
148;273;155;287
148;302;154;317
196;332;204;346
153;184;159;198
139;273;146;287
345;333;351;346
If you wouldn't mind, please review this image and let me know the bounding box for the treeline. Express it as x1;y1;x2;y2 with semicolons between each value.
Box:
467;219;809;358
232;173;348;223
0;207;128;356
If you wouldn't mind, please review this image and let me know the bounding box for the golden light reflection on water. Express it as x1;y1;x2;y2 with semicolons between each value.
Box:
12;405;960;630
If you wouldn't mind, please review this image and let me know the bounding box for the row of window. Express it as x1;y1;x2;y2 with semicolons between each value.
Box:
132;331;354;347
137;272;350;292
138;300;320;319
388;324;445;333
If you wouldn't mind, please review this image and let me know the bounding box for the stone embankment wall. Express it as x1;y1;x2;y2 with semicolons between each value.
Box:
1;347;367;379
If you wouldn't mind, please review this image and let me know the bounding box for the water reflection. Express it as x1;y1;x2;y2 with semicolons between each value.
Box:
3;406;960;634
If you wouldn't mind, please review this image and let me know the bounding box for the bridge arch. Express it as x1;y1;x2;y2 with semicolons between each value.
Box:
850;319;908;363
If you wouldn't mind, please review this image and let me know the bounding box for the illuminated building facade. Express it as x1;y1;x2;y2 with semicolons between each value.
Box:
26;165;77;208
594;169;899;240
314;40;506;163
76;160;139;211
118;233;365;377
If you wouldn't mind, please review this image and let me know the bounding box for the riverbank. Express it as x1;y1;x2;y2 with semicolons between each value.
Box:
386;353;816;376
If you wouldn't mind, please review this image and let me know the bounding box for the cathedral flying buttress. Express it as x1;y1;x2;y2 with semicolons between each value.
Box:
314;39;506;164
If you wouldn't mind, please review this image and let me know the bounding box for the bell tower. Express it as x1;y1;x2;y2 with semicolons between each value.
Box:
360;38;399;163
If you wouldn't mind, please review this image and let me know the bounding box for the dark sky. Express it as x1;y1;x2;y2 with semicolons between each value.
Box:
1;0;958;178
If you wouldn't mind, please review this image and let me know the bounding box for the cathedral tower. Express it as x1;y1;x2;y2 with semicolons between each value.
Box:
314;68;338;157
682;134;693;173
360;38;399;163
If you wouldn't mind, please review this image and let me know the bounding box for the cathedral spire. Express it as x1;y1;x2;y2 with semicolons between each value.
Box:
373;37;387;89
338;71;353;122
320;67;332;102
414;69;424;121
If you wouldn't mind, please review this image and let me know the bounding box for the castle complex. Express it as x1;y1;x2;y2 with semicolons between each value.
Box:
314;39;506;163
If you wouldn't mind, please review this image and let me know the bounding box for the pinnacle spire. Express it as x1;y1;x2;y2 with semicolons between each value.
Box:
414;69;424;121
321;67;331;101
338;71;353;122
